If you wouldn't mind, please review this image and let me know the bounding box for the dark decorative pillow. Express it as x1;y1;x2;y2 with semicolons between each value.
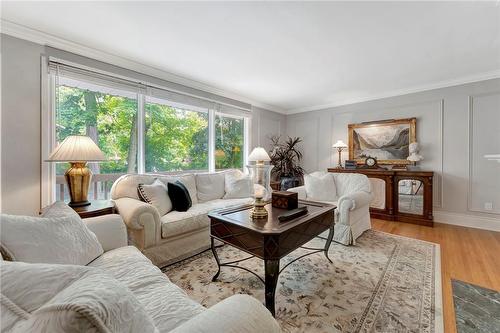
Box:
167;181;192;212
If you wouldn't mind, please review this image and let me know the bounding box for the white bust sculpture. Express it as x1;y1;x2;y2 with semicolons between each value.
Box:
407;142;423;162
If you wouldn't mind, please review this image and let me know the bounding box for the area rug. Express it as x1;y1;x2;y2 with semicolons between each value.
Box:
452;279;500;333
163;230;443;333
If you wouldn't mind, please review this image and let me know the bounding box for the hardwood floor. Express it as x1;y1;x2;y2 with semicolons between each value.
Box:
371;219;500;333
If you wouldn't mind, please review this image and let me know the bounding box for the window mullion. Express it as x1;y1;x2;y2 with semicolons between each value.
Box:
208;109;215;172
244;117;250;172
137;94;145;174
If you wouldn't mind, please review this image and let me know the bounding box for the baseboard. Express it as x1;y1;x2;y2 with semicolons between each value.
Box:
434;210;500;232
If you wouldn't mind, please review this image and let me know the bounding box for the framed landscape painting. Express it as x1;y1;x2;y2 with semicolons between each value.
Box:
348;118;416;165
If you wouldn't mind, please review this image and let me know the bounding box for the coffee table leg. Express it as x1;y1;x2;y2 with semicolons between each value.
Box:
211;237;221;282
264;259;280;317
324;223;335;263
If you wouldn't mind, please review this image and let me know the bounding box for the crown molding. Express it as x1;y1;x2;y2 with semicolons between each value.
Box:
1;19;286;114
286;70;500;114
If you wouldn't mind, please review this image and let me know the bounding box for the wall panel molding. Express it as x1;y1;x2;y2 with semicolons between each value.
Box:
467;91;500;215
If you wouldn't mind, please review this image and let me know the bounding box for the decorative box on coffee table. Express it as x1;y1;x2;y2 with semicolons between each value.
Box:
272;191;298;210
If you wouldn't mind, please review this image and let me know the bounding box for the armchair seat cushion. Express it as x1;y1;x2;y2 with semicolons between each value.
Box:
88;246;205;332
160;198;253;238
2;261;157;333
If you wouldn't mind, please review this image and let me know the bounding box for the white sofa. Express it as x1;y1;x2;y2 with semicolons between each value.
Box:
110;171;254;267
288;171;373;245
0;208;280;333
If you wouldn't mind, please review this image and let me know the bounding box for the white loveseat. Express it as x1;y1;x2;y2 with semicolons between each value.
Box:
0;207;280;333
288;171;373;245
110;171;254;267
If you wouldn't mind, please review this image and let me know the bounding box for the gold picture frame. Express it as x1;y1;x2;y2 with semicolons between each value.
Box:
348;117;416;165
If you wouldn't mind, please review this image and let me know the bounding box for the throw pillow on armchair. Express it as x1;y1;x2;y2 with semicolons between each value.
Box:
304;172;337;202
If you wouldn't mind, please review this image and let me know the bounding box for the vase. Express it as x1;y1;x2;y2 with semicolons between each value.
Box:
280;176;301;191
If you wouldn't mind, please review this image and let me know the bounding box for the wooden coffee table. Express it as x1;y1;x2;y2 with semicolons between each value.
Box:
208;200;336;316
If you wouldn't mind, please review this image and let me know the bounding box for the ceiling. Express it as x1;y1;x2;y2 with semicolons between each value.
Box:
2;1;499;114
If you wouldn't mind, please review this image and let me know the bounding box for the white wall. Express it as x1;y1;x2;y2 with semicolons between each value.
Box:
0;34;286;215
1;34;45;215
286;79;500;230
251;106;286;151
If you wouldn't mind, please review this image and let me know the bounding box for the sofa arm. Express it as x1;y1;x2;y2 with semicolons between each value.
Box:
338;191;373;211
170;295;280;333
287;186;307;200
114;197;161;250
84;214;127;252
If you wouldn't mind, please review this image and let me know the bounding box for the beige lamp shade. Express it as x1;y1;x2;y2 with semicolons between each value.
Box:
47;135;106;162
332;140;348;149
248;147;271;162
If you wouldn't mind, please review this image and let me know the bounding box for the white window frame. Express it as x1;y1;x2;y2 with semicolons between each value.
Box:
42;70;252;206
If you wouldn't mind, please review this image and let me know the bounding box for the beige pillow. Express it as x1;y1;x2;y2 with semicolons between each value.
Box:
195;172;226;202
304;173;337;202
138;179;172;216
1;261;157;333
158;174;198;205
224;170;254;199
0;202;103;265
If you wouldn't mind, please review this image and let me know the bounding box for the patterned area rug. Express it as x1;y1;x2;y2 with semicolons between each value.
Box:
164;230;443;333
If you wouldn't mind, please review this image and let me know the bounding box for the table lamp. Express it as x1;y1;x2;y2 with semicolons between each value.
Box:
247;147;273;217
332;140;348;168
47;135;106;207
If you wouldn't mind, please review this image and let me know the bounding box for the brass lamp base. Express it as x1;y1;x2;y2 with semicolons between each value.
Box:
250;197;268;219
65;162;92;207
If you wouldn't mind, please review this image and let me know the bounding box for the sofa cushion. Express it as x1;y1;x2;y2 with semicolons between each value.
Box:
195;171;225;202
304;172;337;202
1;261;157;333
168;181;193;212
157;174;198;205
160;198;253;238
88;246;205;332
0;202;103;265
223;170;254;199
138;179;173;216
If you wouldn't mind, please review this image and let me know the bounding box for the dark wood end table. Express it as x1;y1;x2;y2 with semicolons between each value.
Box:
208;200;336;316
71;200;116;219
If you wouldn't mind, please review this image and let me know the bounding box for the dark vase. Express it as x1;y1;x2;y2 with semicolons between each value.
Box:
280;176;301;191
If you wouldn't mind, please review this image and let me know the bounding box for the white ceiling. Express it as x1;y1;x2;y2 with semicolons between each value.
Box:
2;1;499;114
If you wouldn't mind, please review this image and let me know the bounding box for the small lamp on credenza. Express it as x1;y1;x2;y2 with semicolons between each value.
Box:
332;140;348;169
46;135;107;207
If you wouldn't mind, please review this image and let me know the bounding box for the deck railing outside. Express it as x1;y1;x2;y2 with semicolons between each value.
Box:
55;168;244;202
56;173;125;201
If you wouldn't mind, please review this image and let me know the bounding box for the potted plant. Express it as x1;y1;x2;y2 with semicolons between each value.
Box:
269;136;305;190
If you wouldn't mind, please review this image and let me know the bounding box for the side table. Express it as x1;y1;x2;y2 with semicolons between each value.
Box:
71;200;116;219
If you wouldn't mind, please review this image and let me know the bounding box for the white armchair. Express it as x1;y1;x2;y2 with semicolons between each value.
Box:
288;171;373;245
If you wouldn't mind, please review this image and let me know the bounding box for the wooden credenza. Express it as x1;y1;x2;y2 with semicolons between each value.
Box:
327;168;434;226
